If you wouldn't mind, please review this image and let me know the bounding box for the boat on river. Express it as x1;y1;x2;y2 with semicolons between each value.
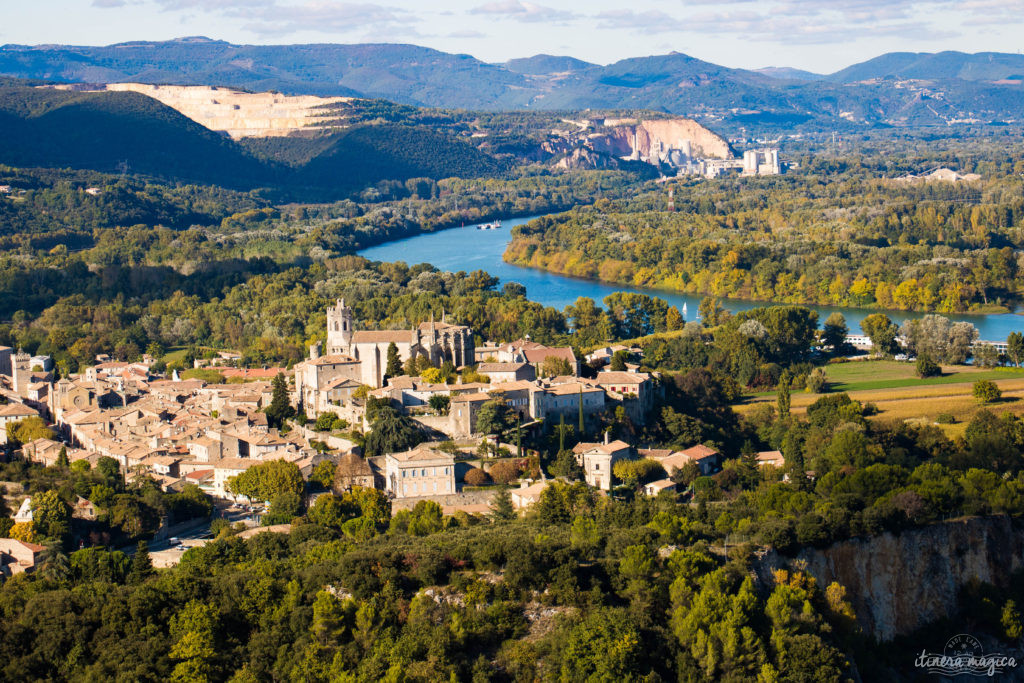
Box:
476;221;501;230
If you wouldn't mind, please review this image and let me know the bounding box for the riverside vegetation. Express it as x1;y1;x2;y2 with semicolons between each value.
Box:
505;137;1024;313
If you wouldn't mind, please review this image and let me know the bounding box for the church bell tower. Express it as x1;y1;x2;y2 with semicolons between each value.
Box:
326;298;353;355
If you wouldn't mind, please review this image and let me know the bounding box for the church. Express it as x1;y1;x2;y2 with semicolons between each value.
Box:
325;299;474;388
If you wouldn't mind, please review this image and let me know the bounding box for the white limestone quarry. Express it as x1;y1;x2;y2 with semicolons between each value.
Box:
101;83;352;138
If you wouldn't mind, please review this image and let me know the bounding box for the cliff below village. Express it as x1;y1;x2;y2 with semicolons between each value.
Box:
762;516;1024;642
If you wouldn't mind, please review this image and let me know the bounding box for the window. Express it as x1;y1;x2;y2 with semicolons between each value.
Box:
594;463;600;471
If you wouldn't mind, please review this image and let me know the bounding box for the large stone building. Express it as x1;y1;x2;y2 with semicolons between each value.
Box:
325;299;474;388
384;444;456;498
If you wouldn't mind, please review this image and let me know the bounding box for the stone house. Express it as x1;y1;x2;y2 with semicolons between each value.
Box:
384;444;456;498
572;438;633;491
332;453;377;493
0;538;45;576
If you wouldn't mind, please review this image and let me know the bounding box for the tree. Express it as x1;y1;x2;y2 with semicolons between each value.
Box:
9;521;38;543
129;540;154;583
109;495;161;539
861;313;899;356
489;460;521;485
476;398;516;451
915;354;941;378
169;600;219;683
1008;332;1024;367
540;355;573;377
666;306;685;331
560;609;646;680
975;343;1001;368
489;486;516;521
305;494;353;530
550;449;583;480
805;367;827;393
428;394;450;414
420;367;445;383
385;342;402;378
464;467;489;486
777;381;791;417
31;490;71;540
363;406;424;457
5;417;56;448
265;372;295;428
309;460;335;489
1002;600;1023;641
821;312;848;350
973;380;1002;404
698;296;726;327
604;292;670;338
264;490;303;524
900;315;978;364
229;459;304;502
610;350;629;371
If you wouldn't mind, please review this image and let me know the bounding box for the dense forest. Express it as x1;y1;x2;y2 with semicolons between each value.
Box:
505;141;1024;313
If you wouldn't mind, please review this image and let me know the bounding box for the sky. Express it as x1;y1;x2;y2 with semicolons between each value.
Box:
3;0;1024;74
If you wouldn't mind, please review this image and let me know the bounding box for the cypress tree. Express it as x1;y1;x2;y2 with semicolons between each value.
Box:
578;386;585;436
489;486;516;522
385;342;402;378
129;540;154;583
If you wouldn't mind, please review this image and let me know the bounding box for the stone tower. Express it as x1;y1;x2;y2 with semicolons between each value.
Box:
326;298;353;355
12;349;31;394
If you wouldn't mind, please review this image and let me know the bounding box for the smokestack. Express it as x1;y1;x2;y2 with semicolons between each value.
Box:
604;430;609;445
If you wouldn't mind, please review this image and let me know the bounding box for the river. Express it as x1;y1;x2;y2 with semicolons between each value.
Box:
358;215;1024;341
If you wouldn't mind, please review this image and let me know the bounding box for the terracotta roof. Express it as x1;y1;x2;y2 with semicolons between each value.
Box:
351;330;412;344
522;347;576;364
4;539;45;553
335;452;373;477
756;450;785;466
679;444;718;459
594;371;650;384
220;367;289;378
638;448;674;460
477;362;529;373
572;440;631;454
387;444;455;464
0;403;37;417
450;392;491;404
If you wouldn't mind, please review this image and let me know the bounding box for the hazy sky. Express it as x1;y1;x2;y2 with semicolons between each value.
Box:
4;0;1023;73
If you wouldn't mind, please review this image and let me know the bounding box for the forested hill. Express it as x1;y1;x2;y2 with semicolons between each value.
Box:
0;80;509;199
4;39;1024;129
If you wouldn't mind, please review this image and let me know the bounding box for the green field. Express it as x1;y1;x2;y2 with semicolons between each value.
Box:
823;360;1024;393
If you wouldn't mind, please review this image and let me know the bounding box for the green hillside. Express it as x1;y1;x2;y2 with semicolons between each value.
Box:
0;81;515;199
0;83;270;187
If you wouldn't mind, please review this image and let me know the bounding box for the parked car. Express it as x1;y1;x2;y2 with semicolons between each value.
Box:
168;537;180;546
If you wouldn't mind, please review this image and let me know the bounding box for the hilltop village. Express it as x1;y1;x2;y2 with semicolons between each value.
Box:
0;299;742;566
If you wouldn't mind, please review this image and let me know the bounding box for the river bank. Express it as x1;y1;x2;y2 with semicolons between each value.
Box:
357;215;1024;341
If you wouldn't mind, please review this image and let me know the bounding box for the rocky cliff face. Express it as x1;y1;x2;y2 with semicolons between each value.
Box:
102;83;351;138
590;118;733;162
545;116;733;171
763;516;1024;642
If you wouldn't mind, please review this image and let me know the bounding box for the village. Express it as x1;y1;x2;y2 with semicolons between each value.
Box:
0;300;792;574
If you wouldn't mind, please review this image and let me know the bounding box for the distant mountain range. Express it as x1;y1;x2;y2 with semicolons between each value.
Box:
2;38;1024;129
